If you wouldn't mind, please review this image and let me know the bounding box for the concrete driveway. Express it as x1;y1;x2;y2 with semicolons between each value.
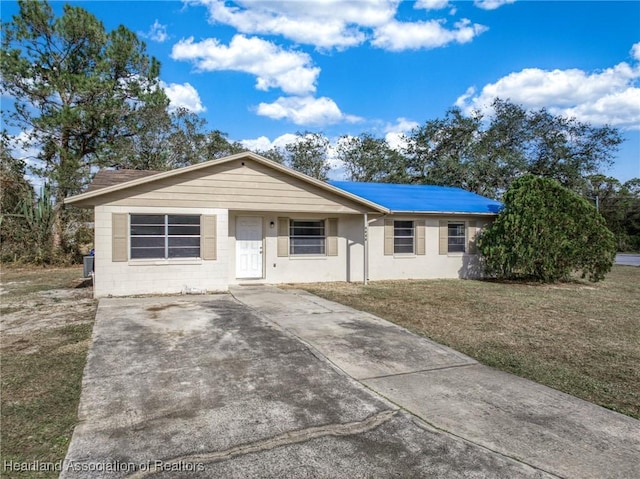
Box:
616;253;640;266
63;289;640;478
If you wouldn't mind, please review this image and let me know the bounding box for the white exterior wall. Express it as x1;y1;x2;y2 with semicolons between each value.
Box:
93;205;229;297
93;206;490;297
228;212;365;285
367;216;487;281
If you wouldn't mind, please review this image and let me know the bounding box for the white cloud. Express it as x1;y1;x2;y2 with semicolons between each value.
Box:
240;133;299;152
143;20;169;43
372;18;487;51
171;34;319;95
193;0;395;50
8;130;40;164
160;81;206;113
455;49;640;129
474;0;516;11
384;117;420;149
415;0;451;10
256;96;362;126
632;42;640;62
190;0;484;52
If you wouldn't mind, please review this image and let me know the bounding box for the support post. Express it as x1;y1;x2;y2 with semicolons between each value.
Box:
363;212;368;285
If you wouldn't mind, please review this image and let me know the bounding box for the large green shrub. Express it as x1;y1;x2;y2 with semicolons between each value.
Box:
477;175;616;282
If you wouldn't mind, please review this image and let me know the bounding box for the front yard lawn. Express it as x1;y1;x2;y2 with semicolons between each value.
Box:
291;265;640;419
1;266;97;478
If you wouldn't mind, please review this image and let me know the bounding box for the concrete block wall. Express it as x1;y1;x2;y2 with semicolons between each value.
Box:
93;205;229;297
367;216;486;281
227;212;365;285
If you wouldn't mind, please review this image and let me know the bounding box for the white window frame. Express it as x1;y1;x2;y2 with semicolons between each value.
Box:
394;220;415;255
130;214;201;259
448;222;466;253
289;219;326;256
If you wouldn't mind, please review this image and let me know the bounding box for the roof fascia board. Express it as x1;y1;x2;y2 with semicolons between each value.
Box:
64;152;389;213
390;210;500;215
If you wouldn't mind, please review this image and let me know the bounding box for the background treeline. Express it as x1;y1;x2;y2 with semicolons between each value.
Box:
1;1;638;264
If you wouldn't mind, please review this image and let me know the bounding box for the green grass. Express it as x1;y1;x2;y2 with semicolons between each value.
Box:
290;265;640;419
1;266;96;478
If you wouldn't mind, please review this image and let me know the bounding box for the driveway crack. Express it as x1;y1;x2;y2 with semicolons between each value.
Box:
126;409;397;478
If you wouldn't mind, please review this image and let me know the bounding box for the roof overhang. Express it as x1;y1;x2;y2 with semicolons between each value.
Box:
64;152;390;213
389;210;501;216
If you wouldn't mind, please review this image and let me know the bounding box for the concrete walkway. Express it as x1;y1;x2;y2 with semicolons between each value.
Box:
231;286;640;479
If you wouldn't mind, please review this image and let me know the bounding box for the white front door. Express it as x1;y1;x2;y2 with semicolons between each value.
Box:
236;216;263;279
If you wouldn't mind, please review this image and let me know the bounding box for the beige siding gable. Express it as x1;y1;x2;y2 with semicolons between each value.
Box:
94;160;368;213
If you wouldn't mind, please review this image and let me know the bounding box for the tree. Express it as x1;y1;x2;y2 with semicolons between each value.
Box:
105;107;247;171
587;175;640;251
404;108;480;188
19;184;56;264
254;147;286;164
0;133;34;261
524;106;622;192
336;133;408;183
1;0;169;249
470;100;529;198
284;132;330;180
403;99;623;198
477;175;616;283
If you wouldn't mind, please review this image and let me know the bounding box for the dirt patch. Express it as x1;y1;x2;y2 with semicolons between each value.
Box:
1;266;97;477
0;287;95;336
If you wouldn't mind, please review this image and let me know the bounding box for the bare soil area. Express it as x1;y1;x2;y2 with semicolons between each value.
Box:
1;266;97;478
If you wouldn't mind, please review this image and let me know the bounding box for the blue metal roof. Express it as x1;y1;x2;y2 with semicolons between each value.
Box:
329;181;503;214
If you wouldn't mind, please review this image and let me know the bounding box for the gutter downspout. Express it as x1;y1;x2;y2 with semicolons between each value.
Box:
363;212;368;285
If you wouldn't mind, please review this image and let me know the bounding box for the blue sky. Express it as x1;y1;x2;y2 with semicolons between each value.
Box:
3;0;640;182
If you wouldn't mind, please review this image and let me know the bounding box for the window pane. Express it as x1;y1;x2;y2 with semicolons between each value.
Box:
131;225;164;236
131;236;165;248
394;228;414;237
394;220;413;229
131;215;164;225
290;220;325;255
394;244;414;254
168;247;200;258
448;224;465;237
290;238;325;255
168;225;200;236
290;220;325;237
131;247;165;259
394;220;414;254
291;220;324;228
448;243;465;253
395;237;413;246
168;236;200;247
448;223;466;252
168;215;200;225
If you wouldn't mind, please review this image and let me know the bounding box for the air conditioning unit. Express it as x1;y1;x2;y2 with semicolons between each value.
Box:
83;256;94;278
